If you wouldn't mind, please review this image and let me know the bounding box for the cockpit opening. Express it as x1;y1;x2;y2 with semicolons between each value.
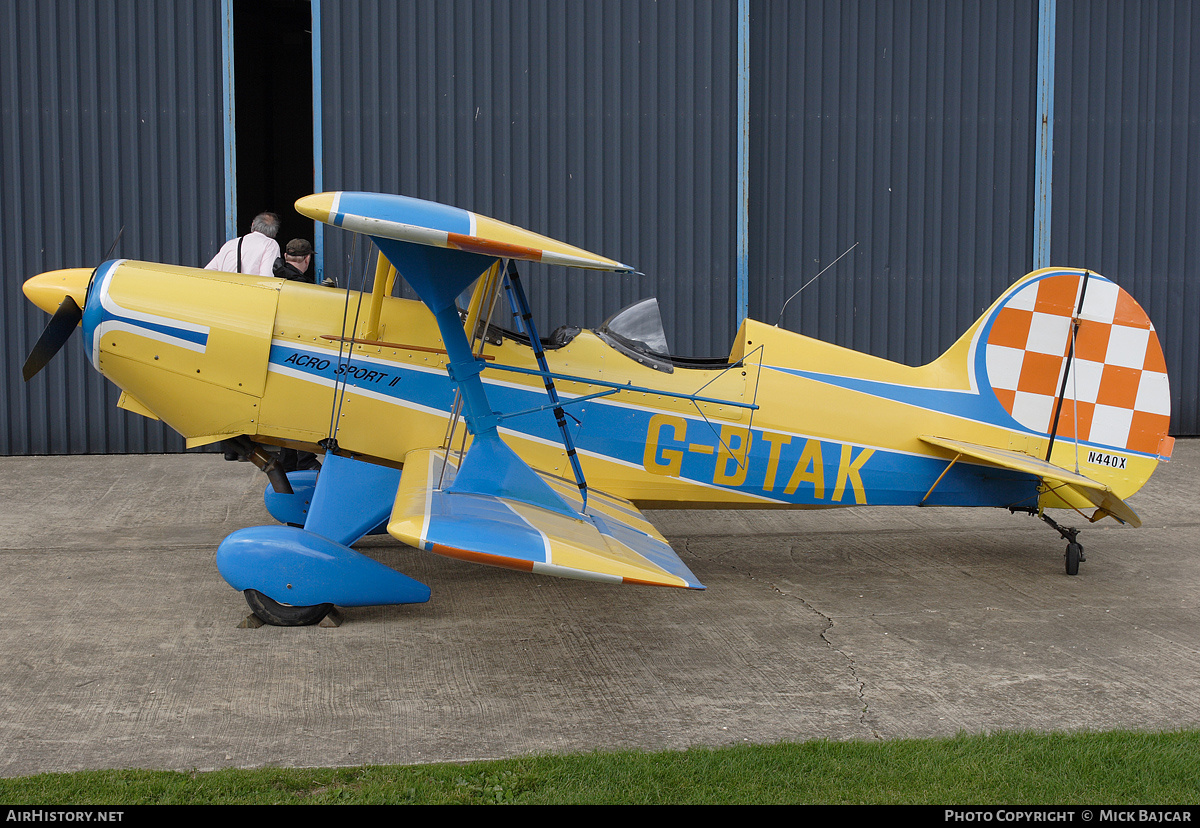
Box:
471;295;740;373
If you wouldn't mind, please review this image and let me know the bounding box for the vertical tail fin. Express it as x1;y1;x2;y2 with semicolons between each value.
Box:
968;267;1171;502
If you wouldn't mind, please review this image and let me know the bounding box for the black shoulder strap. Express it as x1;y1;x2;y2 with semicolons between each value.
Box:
236;236;244;273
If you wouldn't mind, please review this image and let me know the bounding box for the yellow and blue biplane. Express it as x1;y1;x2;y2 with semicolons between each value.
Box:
21;192;1174;624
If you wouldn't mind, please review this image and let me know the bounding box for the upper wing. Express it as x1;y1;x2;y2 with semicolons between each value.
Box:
920;435;1141;527
389;447;703;589
296;191;635;273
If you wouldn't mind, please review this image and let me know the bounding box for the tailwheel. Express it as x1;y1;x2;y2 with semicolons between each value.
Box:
1065;541;1085;576
1039;512;1085;576
244;589;333;626
1011;507;1087;576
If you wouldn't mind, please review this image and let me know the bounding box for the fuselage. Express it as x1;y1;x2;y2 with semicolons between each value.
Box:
68;257;1166;516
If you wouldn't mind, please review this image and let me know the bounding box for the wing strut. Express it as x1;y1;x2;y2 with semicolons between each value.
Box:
501;262;590;508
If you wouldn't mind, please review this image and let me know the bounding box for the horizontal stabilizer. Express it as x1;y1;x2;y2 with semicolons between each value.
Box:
920;435;1141;527
389;447;703;589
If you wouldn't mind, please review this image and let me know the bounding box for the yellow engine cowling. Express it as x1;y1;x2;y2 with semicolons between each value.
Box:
85;260;282;447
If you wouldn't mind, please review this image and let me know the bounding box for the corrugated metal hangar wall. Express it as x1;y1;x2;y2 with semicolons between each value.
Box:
317;0;738;358
1;0;226;453
2;0;1197;455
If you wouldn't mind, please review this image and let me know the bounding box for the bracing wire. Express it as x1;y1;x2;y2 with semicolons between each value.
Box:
686;344;766;473
325;235;371;447
1072;320;1081;474
1045;270;1090;464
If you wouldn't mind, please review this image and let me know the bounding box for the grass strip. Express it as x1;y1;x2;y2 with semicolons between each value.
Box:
2;729;1197;805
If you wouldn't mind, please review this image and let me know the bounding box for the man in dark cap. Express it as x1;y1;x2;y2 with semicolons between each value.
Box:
272;238;315;282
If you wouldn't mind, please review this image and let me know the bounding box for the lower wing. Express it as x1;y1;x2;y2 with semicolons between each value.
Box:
388;447;704;589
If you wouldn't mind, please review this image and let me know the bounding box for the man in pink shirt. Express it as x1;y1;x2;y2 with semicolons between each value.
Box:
205;212;282;277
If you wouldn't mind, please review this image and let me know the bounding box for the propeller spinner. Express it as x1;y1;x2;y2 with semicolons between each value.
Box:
21;267;93;381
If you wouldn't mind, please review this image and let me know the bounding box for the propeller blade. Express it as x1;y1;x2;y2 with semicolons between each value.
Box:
22;295;83;381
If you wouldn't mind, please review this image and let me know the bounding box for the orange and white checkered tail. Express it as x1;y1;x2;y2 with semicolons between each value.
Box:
977;268;1173;492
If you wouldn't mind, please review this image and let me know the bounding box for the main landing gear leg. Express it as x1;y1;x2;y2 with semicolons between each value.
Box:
217;454;430;626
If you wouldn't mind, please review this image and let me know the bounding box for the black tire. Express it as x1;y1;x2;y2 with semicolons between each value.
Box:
1065;542;1082;576
244;589;333;626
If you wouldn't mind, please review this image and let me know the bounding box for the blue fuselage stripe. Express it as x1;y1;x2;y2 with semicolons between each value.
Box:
83;260;210;366
268;343;1038;509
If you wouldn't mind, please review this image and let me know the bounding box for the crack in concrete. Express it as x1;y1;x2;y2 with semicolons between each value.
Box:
778;578;880;740
681;536;881;740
